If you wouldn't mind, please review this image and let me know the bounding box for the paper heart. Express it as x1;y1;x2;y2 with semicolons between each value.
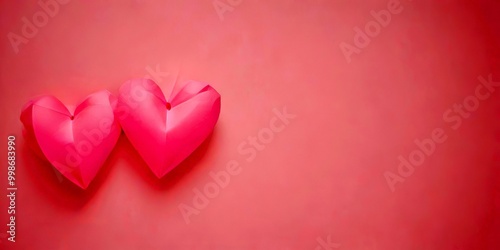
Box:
21;90;121;189
116;78;221;178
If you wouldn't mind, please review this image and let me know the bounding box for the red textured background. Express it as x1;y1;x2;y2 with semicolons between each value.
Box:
1;0;499;249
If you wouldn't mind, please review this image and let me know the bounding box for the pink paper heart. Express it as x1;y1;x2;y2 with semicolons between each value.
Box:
21;90;121;189
115;78;221;178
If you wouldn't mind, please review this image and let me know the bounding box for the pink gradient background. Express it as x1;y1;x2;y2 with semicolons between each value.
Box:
1;0;499;249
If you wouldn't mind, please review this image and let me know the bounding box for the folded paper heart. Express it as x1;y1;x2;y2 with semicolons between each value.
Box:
115;79;221;178
21;90;121;189
21;79;221;187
